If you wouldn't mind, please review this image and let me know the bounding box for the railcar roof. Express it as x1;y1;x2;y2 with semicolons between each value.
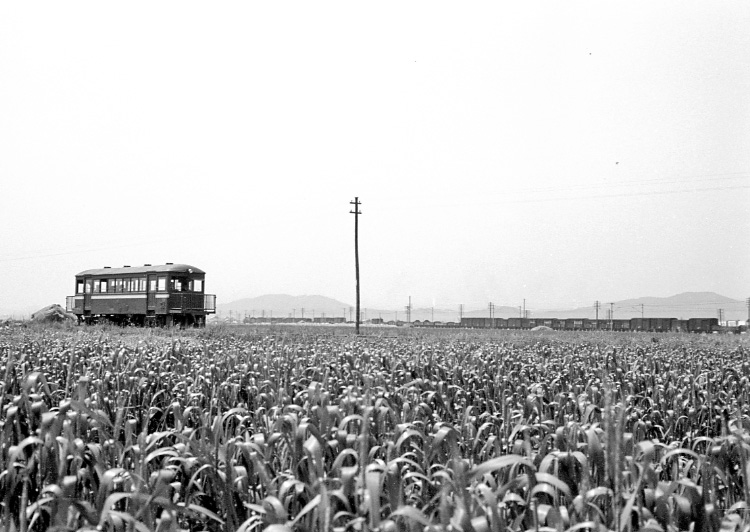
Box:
76;264;205;277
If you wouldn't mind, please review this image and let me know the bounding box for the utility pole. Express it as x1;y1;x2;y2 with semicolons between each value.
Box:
594;301;600;322
523;299;526;319
718;308;724;325
747;297;750;324
459;304;464;321
609;303;614;330
641;304;644;320
406;296;411;324
350;197;362;334
488;302;494;320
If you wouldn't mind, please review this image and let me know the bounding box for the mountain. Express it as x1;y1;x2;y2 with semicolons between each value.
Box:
534;292;746;321
218;291;745;323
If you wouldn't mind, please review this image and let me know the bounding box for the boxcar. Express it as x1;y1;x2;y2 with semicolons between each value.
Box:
672;319;689;332
630;318;652;331
612;319;631;331
460;317;494;328
688;318;719;333
651;318;675;332
66;263;216;327
564;318;588;330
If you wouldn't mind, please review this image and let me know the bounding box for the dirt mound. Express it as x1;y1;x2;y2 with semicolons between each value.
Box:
31;304;77;323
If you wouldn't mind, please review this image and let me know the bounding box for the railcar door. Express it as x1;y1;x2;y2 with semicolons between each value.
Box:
147;275;156;311
83;278;92;312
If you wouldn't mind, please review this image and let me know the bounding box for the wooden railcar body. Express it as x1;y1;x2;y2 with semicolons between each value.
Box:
67;263;215;326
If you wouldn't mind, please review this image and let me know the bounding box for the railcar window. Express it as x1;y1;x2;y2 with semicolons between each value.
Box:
171;278;182;291
116;279;123;293
138;278;146;291
109;279;117;293
85;280;92;293
157;276;166;291
99;280;108;293
193;279;203;292
77;281;84;294
149;279;156;291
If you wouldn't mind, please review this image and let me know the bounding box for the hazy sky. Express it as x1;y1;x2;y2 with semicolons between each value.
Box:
1;2;748;315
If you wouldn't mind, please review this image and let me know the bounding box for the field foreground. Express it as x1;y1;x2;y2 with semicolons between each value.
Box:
1;325;749;532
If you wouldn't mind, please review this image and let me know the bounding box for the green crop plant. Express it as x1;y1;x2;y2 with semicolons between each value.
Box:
0;324;748;531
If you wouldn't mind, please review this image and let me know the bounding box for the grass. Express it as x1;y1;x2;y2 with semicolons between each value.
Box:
0;322;748;531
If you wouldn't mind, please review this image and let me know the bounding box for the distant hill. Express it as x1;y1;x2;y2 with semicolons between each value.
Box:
535;292;745;321
218;291;746;323
218;294;354;320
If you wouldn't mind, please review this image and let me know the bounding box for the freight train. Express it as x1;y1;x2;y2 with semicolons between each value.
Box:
66;263;216;326
458;316;719;332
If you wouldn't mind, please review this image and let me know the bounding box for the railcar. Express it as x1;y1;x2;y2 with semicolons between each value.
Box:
672;319;689;332
66;263;216;326
687;318;719;333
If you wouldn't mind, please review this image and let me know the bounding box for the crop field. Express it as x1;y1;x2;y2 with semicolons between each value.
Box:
0;324;749;532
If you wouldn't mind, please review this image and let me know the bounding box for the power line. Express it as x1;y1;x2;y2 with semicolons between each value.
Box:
373;171;750;211
0;231;213;263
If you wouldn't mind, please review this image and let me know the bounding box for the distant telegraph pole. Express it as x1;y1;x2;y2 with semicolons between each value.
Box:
609;302;615;330
594;301;600;322
350;197;362;334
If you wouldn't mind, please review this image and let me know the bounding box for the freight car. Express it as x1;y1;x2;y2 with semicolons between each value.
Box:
457;316;719;333
66;263;216;327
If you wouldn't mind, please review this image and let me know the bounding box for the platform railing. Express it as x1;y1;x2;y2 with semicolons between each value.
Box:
168;293;216;313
